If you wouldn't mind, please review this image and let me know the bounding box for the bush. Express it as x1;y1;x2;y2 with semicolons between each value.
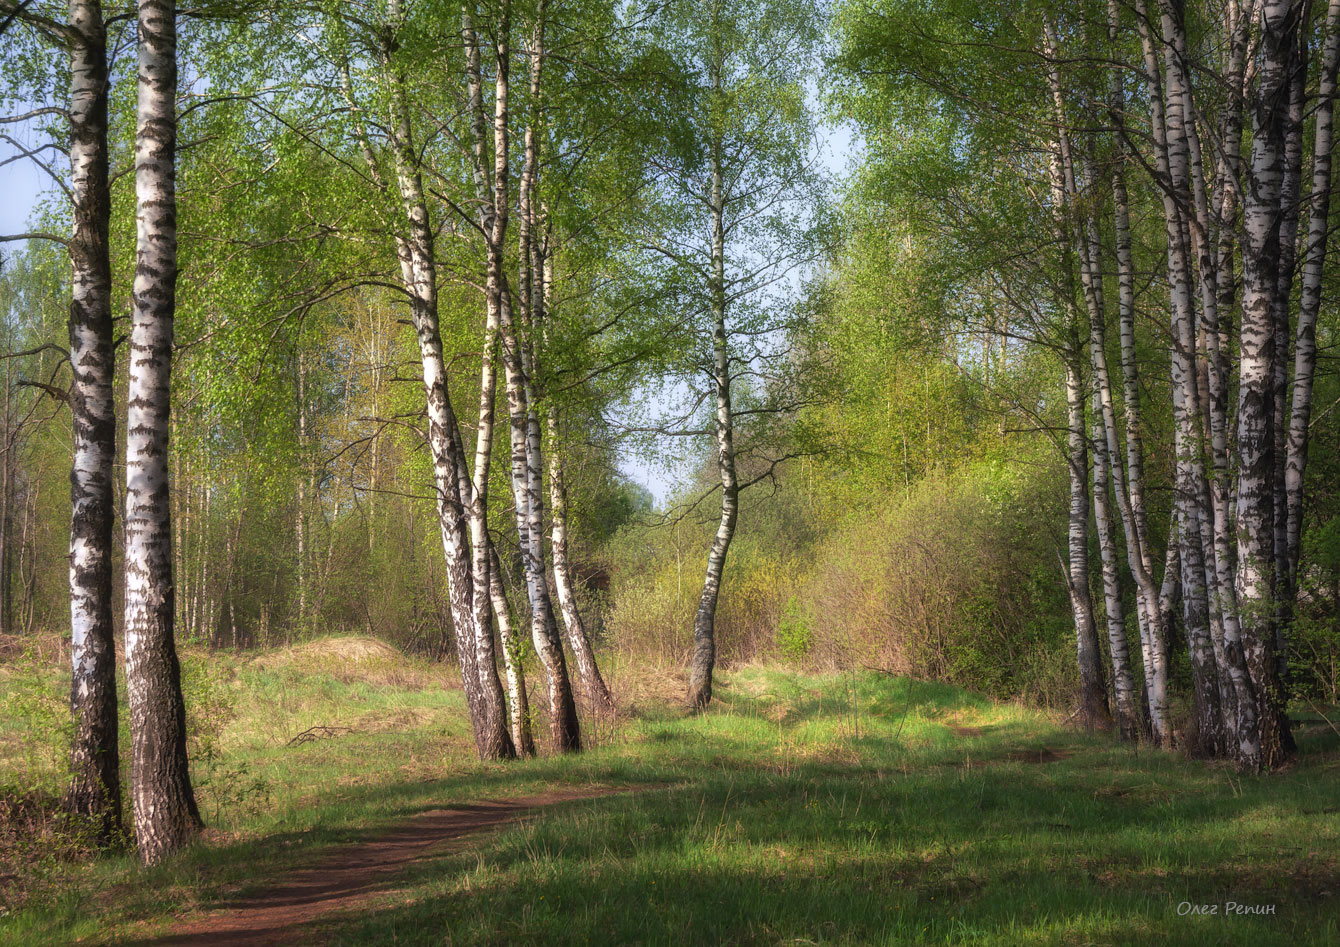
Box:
776;597;813;662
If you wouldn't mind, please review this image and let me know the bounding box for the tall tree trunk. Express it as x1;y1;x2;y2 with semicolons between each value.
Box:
501;2;580;751
1157;0;1261;764
1272;19;1307;641
1040;23;1146;737
1064;353;1111;730
1090;384;1140;739
501;298;578;749
1112;156;1170;745
64;0;121;840
488;542;535;757
1135;0;1231;757
341;10;513;759
1237;0;1301;770
687;100;737;711
548;411;614;714
1286;0;1340;603
124;0;201;864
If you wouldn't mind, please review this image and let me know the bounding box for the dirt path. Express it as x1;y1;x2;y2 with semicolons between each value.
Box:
137;787;631;946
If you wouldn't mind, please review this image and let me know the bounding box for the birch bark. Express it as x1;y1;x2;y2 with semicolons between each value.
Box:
341;6;514;759
1064;353;1110;730
1040;29;1144;737
686;76;739;710
124;0;201;864
1129;2;1228;754
1286;0;1340;597
548;410;614;714
64;0;121;838
1236;0;1302;769
499;2;581;750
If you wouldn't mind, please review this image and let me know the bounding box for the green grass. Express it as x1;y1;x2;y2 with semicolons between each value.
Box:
2;645;1339;945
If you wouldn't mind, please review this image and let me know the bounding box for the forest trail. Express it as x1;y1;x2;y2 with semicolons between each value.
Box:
139;787;634;946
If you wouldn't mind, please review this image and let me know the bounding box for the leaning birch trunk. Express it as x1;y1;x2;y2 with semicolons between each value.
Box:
464;0;520;746
1157;0;1259;751
64;0;121;839
500;1;580;752
443;398;533;758
1287;0;1340;600
1107;0;1169;743
1039;30;1144;738
547;411;615;714
1112;159;1170;745
1272;22;1307;624
687;110;738;711
125;0;201;864
487;543;535;757
1236;0;1299;770
1091;402;1139;738
387;19;514;759
500;291;579;750
465;102;508;762
1135;0;1228;757
349;11;513;758
1063;353;1110;730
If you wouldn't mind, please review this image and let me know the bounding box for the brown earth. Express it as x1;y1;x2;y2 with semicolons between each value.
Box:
134;787;634;947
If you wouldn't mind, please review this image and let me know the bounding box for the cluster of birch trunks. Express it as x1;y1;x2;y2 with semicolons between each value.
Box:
19;0;618;866
1044;0;1336;771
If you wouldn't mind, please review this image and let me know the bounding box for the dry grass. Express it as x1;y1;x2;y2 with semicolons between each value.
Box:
605;655;690;714
249;636;448;689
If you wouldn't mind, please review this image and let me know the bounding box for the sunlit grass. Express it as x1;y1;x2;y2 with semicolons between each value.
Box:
2;644;1337;945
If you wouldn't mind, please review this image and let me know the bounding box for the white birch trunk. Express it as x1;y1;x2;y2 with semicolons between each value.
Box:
1135;0;1229;755
125;0;201;864
64;0;121;838
1286;0;1340;596
1236;0;1301;769
548;410;615;714
687;90;739;711
346;6;513;759
499;1;581;750
1063;353;1110;729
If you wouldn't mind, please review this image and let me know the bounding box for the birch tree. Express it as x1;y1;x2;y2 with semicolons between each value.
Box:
64;0;120;838
124;0;201;864
0;0;126;837
643;0;821;709
328;1;516;760
1236;0;1302;767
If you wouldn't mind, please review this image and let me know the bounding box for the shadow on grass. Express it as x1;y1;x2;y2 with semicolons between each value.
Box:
113;671;1340;947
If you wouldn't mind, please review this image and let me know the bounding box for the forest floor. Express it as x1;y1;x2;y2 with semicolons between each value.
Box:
1;638;1339;945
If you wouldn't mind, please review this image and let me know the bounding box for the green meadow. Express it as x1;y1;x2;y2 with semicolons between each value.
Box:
3;641;1336;946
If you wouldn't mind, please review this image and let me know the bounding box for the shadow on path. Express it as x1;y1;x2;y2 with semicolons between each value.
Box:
135;787;637;947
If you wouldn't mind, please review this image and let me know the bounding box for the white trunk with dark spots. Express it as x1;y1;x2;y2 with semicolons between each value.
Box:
1063;355;1110;729
125;0;201;865
1135;0;1232;757
547;410;614;714
64;0;121;838
350;5;513;759
1236;0;1301;769
1286;0;1340;598
502;2;580;750
686;116;737;711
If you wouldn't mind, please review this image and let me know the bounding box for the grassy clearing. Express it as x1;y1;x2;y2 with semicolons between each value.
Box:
2;643;1338;945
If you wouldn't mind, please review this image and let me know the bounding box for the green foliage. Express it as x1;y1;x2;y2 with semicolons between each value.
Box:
775;597;812;662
